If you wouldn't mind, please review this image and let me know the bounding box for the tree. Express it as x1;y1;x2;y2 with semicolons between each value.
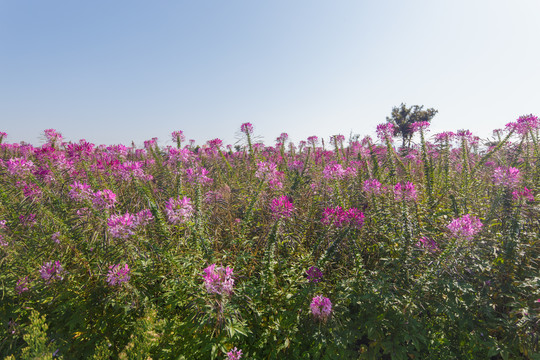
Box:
386;103;438;149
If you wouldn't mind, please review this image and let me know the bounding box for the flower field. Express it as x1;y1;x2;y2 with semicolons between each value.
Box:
1;119;539;359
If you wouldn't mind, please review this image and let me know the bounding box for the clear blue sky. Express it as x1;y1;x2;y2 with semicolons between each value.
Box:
1;1;539;147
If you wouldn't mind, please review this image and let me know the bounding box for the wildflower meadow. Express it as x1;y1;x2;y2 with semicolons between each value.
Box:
1;118;539;359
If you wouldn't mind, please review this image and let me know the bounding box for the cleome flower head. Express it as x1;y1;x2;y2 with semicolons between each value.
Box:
310;295;332;321
447;214;483;242
203;264;234;296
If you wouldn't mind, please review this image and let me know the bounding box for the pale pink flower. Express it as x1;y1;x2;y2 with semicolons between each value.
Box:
512;187;534;202
107;213;137;239
493;167;521;188
165;196;194;224
447;214;483;241
363;179;383;196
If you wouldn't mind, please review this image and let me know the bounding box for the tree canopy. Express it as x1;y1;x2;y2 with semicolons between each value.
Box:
386;103;438;148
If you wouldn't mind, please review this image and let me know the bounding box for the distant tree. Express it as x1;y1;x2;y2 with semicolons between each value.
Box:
386;103;438;148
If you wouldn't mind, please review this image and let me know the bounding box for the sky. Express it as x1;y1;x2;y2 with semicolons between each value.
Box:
1;0;539;147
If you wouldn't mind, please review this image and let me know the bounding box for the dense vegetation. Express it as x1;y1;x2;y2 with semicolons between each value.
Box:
1;118;539;359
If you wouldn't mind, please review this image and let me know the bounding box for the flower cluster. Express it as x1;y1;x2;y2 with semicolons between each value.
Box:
270;195;295;220
306;266;323;283
376;123;395;142
185;166;213;185
394;182;417;202
447;214;483;241
40;261;64;283
240;122;253;135
165;196;194;224
322;163;356;180
493;167;521;188
512;187;534;202
310;295;332;321
363;178;383;196
411;121;430;133
226;347;243;360
321;206;364;229
92;189;117;210
203;264;234;296
107;210;154;239
106;264;131;286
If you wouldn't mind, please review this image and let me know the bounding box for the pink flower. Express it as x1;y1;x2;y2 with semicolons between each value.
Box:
203;264;234;296
0;234;7;247
185;167;213;185
171;130;185;143
40;261;64;283
505;114;539;135
310;295;332;321
411;121;430;133
5;157;35;176
51;232;61;244
512;187;534;202
493;167;521;188
363;179;383;196
240;122;253;135
226;347;243;360
447;214;483;241
270;196;295;220
323;163;346;180
92;189;117;210
376;123;395;142
321;207;364;229
415;237;439;253
394;182;417;202
107;213;137;239
44;129;63;143
106;264;131;286
16;276;31;294
307;136;319;146
165;196;194;224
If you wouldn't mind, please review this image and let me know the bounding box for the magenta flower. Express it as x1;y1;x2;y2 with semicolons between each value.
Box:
255;161;280;181
165;196;194;224
512;187;534;202
106;264;131;286
323;163;346;180
307;136;319;146
447;214;483;241
411;121;430;133
51;232;61;244
92;189;117;210
15;276;31;294
107;213;137;239
376;123;395;142
310;295;332;321
226;347;243;360
415;237;439;253
270;196;295;220
203;264;234;296
394;182;417;202
0;234;7;247
434;131;456;143
322;206;364;229
185;167;213;185
5;157;35;176
240;122;253;135
363;179;383;196
44;129;63;143
40;261;64;283
493;167;521;188
171;130;185;143
506;114;539;135
134;209;154;226
306;266;323;283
